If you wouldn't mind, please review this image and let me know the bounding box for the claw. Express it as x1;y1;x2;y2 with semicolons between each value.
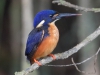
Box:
34;59;42;66
49;54;56;60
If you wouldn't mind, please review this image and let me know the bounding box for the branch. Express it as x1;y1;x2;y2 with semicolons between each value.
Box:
15;25;100;75
45;46;100;67
52;0;100;12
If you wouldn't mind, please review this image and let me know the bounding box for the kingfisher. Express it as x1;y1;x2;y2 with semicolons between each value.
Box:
25;10;81;65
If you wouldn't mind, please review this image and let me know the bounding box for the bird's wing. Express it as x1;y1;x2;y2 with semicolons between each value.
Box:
25;28;44;59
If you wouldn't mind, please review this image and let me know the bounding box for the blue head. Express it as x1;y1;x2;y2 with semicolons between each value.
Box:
34;10;56;28
34;10;82;28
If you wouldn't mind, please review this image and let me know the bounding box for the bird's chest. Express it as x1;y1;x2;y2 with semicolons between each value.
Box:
48;23;59;41
42;23;59;54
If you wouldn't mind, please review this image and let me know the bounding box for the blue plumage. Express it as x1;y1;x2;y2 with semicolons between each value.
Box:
34;10;56;28
25;26;49;60
25;29;43;56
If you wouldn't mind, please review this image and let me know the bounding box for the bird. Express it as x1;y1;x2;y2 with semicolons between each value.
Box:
25;10;81;65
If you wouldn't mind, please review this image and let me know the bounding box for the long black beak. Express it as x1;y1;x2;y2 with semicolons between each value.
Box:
55;13;82;19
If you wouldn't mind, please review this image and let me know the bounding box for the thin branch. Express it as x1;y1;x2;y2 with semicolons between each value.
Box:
72;57;96;74
15;25;100;75
71;47;100;74
52;0;100;12
45;47;100;67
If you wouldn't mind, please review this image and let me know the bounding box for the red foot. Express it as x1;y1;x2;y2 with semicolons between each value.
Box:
48;54;56;60
34;59;42;66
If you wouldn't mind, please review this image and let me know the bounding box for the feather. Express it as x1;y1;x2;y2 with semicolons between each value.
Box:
36;20;45;28
25;26;49;60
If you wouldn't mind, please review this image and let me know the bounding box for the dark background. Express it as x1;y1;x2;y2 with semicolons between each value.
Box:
0;0;100;75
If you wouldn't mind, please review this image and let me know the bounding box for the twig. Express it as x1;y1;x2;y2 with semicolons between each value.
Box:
15;25;100;75
52;0;100;12
71;47;100;74
71;56;96;74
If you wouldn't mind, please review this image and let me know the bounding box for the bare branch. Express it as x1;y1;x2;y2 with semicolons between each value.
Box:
71;57;96;74
45;47;100;67
71;46;100;74
52;0;100;12
15;25;100;75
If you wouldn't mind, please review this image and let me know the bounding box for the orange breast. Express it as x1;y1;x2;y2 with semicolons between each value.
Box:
31;23;59;61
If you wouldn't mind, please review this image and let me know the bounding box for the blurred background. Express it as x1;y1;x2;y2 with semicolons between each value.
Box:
0;0;100;75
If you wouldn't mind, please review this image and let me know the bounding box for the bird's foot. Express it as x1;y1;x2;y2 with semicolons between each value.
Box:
34;59;42;66
48;54;56;60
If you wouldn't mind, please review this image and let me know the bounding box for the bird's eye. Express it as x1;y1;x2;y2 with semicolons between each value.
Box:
49;15;53;17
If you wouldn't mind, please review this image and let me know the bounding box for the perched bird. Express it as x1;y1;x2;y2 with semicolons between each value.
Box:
25;10;81;65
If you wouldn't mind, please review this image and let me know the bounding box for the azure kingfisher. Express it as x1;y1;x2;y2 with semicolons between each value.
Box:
25;10;81;65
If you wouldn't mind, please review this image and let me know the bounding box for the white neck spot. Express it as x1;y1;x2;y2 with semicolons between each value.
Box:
36;20;45;28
